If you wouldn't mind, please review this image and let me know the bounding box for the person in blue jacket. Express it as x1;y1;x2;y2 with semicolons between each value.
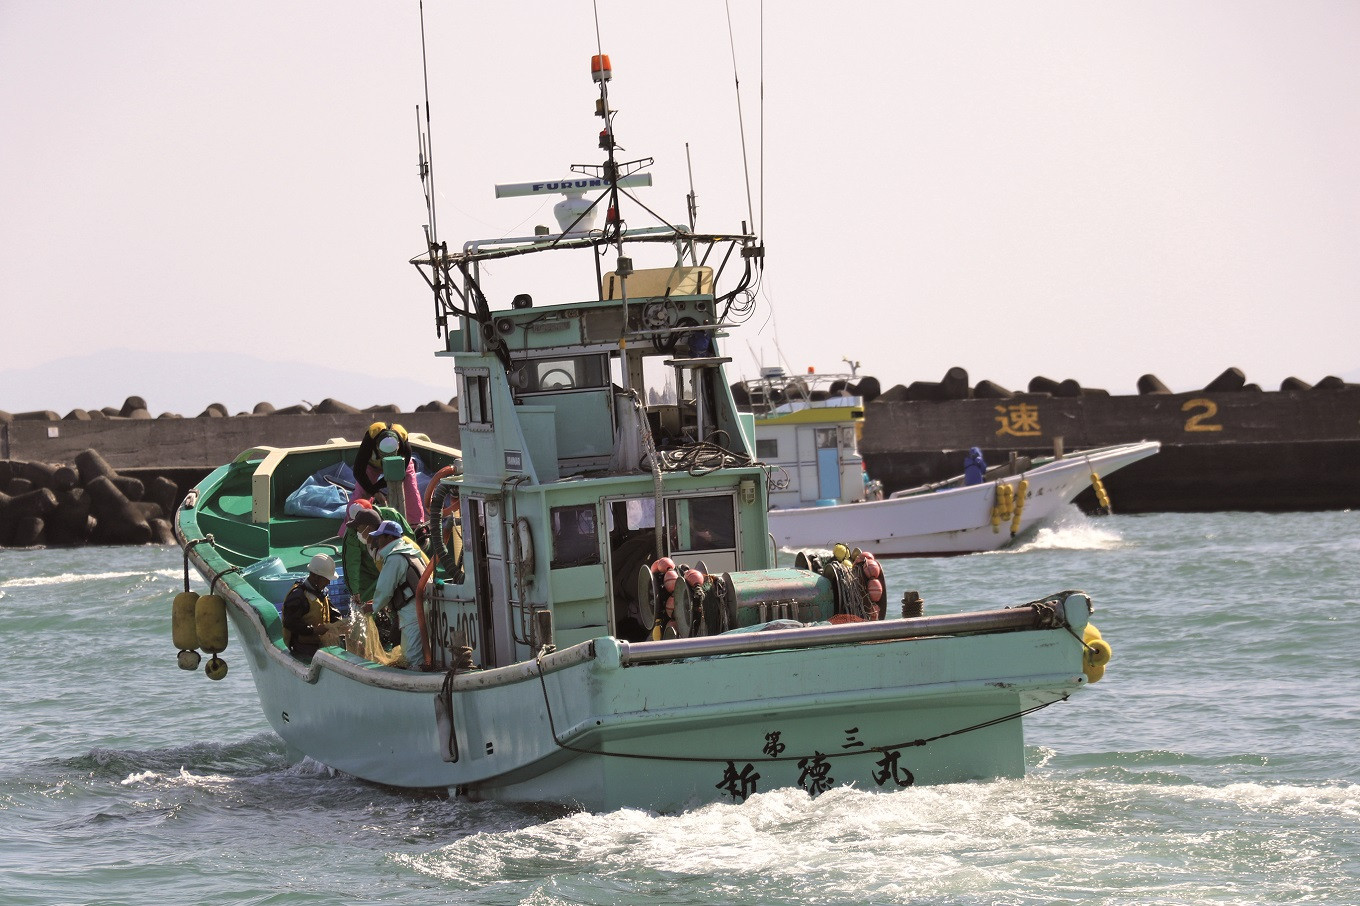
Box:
365;520;431;669
963;447;987;486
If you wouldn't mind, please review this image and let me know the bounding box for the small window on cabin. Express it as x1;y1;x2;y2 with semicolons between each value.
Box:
519;354;609;394
606;498;656;534
756;438;779;460
550;504;601;568
462;373;492;426
815;427;837;449
676;368;699;403
666;494;737;553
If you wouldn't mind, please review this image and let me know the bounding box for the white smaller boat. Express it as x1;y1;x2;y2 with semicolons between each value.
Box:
737;368;1160;557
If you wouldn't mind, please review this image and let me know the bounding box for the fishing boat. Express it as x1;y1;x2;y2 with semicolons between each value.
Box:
738;368;1160;556
172;47;1115;813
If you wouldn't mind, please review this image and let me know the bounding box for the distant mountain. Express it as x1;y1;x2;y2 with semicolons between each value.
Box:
0;348;455;417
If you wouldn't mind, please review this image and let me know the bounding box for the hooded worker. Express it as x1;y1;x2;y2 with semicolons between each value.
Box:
341;500;414;603
963;447;987;486
347;422;428;528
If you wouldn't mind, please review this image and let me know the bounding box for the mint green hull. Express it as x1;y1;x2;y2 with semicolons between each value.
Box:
471;632;1074;811
197;540;1090;813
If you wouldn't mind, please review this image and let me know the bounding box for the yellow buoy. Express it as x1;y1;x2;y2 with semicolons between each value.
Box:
1091;471;1110;511
172;591;200;651
1081;623;1108;682
832;543;849;562
1084;638;1113;668
1010;479;1030;535
196;593;229;679
196;594;228;654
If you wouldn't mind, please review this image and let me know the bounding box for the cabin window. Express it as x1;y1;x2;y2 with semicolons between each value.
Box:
550;504;600;568
756;438;779;459
515;353;609;394
666;494;737;553
607;497;656;533
815;427;837;450
462;372;492;427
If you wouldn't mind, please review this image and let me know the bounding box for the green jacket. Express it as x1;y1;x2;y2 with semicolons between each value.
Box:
342;505;413;602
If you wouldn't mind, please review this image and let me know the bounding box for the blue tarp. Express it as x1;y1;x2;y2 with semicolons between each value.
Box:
283;461;356;519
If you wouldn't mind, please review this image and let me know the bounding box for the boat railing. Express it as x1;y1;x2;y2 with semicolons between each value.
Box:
740;373;861;417
430;225;755;266
613;600;1077;666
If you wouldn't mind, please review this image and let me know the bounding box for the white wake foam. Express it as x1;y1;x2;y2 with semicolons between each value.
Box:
0;568;181;589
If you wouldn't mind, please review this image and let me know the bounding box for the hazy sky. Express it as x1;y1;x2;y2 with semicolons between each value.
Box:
3;1;1358;412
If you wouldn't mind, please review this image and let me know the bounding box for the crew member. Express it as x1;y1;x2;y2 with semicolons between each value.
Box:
281;554;345;659
348;422;428;529
365;520;431;669
341;501;414;603
963;447;987;486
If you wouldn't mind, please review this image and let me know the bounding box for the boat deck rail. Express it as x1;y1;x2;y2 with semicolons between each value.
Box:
613;601;1073;666
411;225;759;268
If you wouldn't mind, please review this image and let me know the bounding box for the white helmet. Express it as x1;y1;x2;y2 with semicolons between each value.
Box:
307;553;337;581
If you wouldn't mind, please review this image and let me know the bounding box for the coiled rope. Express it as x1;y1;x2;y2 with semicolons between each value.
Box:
647;433;752;476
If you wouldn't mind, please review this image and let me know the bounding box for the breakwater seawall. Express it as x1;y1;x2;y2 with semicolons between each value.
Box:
860;368;1360;513
0;397;461;548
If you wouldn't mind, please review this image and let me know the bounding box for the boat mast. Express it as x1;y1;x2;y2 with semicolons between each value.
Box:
414;0;469;341
684;143;701;266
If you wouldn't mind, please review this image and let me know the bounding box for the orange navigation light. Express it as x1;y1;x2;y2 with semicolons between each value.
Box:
591;54;612;82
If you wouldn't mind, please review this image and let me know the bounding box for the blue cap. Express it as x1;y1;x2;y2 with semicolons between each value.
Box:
371;519;403;539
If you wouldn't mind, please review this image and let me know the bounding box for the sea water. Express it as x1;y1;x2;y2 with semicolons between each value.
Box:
1;509;1357;905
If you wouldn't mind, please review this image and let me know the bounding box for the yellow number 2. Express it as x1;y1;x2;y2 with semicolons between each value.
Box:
1182;398;1223;432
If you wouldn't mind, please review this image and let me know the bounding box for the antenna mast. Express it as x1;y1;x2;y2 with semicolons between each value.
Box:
418;0;438;247
685;142;699;231
725;0;756;236
416;0;466;339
